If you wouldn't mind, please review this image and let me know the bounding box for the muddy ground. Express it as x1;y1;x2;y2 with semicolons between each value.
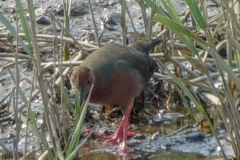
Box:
0;0;235;159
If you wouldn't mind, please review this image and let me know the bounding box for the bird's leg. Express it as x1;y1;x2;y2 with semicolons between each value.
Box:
83;102;134;153
104;102;133;152
103;115;126;142
120;114;129;152
84;119;125;140
121;102;133;152
83;103;135;141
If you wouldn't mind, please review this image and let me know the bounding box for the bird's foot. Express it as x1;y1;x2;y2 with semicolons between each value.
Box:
83;129;112;139
120;141;127;153
103;135;128;153
83;128;135;140
103;131;135;143
83;109;134;153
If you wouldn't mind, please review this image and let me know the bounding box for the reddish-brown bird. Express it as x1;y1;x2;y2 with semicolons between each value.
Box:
71;38;161;152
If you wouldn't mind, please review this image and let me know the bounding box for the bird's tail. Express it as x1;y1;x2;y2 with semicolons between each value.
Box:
128;36;162;54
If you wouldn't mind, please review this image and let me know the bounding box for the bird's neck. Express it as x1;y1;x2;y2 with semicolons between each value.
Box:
90;72;111;104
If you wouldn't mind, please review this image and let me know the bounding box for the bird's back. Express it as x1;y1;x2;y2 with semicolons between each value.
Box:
81;43;156;87
80;39;160;109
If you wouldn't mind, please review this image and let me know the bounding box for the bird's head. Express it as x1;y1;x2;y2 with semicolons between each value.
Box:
71;66;95;103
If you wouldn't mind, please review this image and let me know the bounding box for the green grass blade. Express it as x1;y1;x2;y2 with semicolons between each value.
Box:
215;51;240;89
74;87;81;116
154;13;207;50
8;70;36;124
0;13;32;55
145;0;200;54
175;32;198;54
15;0;32;48
185;0;206;29
171;75;208;118
26;0;36;20
66;85;94;157
144;0;166;15
165;0;181;23
220;0;229;9
66;132;91;160
175;85;196;123
60;84;75;114
20;116;41;138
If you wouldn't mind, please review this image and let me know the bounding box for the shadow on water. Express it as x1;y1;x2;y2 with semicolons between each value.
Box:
80;144;206;160
77;105;228;159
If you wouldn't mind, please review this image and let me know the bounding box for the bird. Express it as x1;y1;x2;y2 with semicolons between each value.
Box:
71;38;161;152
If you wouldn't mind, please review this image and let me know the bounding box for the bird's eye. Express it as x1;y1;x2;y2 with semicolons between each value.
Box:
87;81;90;84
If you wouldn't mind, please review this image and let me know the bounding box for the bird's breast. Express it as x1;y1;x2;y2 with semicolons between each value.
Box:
89;70;143;113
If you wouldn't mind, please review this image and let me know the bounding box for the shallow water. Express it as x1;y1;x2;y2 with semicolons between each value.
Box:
0;0;233;159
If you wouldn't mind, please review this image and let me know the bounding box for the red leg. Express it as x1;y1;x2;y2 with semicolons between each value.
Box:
83;126;134;139
106;102;133;152
119;115;129;152
103;116;126;143
83;102;134;152
84;118;125;140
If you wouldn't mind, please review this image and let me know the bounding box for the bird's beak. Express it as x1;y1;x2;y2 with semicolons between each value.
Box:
79;88;86;105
